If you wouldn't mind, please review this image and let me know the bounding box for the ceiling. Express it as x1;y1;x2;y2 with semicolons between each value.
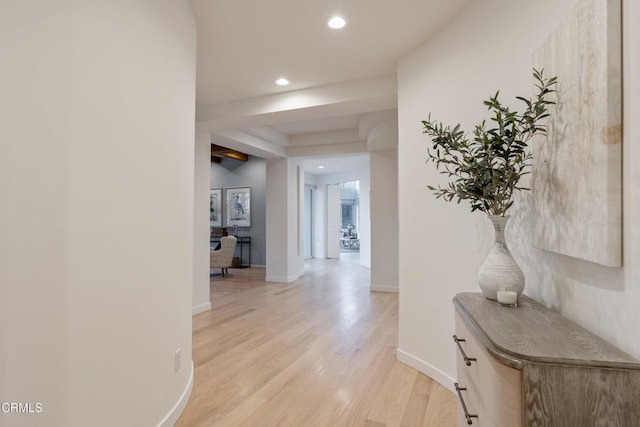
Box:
301;154;370;177
272;113;362;135
189;0;471;171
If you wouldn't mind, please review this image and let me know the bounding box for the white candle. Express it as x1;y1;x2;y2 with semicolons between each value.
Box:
497;290;518;305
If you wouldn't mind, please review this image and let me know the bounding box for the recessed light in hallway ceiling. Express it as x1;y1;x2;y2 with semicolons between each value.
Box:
275;78;290;86
328;16;346;29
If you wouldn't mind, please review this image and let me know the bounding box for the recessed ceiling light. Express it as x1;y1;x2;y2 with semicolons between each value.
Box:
318;165;325;169
275;78;290;86
328;16;346;29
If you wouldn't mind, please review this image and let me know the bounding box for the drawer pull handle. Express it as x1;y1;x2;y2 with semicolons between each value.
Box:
454;382;478;425
453;335;476;366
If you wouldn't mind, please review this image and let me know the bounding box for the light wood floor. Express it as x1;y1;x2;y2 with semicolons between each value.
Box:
176;254;456;427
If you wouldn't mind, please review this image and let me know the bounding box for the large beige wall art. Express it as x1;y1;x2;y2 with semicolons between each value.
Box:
532;0;621;267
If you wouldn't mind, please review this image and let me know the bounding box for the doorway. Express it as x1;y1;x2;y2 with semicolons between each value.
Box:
299;154;370;267
339;180;360;253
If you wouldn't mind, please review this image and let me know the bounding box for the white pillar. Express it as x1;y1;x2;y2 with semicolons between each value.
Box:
367;115;398;291
370;150;400;292
358;166;372;268
266;158;304;282
1;1;196;425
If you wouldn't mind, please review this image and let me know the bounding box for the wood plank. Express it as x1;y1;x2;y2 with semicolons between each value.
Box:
454;293;640;369
366;361;418;425
422;380;457;427
523;364;640;426
176;254;456;426
400;373;433;426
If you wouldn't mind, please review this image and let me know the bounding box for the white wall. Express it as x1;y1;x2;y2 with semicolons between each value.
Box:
1;1;196;425
398;0;640;390
194;132;212;314
370;150;399;293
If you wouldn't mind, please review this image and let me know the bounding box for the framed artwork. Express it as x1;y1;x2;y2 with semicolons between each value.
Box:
209;188;222;228
532;0;621;266
226;187;251;227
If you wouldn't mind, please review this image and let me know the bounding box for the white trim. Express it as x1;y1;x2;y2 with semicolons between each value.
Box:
157;360;194;427
396;348;455;393
370;285;399;293
265;274;299;283
192;302;211;315
249;264;266;268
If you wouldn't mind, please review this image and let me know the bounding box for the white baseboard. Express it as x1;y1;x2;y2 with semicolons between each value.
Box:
157;360;194;427
396;348;455;394
370;285;399;293
192;302;211;315
250;264;266;268
265;274;299;283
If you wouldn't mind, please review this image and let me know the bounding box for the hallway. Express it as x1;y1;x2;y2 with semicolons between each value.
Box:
177;257;455;426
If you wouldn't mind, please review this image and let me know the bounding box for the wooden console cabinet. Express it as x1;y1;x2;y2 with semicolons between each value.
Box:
453;293;640;426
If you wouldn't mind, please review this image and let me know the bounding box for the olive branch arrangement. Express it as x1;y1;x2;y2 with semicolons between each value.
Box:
422;69;557;216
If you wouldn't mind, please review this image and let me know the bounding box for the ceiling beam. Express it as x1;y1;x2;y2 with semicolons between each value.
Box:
290;129;361;147
195;75;397;130
287;141;367;158
211;144;249;162
212;130;288;159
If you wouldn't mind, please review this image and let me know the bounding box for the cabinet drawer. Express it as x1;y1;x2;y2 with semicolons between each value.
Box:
455;367;487;427
455;313;522;427
454;292;640;427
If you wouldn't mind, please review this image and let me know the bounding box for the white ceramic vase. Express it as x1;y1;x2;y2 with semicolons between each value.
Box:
477;215;525;300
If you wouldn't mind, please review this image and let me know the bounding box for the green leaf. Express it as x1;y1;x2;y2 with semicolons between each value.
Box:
421;67;557;215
